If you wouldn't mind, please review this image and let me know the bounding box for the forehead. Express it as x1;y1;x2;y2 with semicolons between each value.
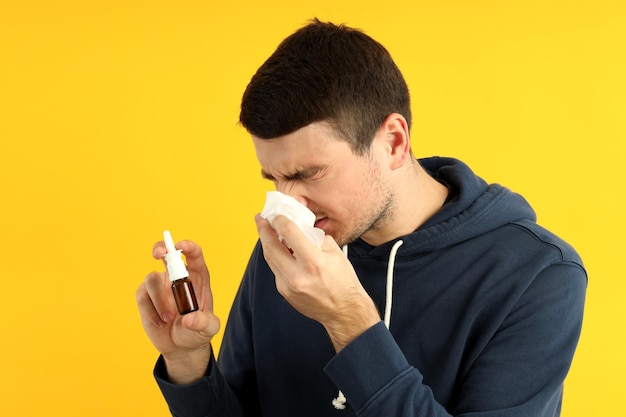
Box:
251;122;353;171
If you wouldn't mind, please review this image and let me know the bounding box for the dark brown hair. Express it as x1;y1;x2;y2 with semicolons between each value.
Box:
239;19;411;155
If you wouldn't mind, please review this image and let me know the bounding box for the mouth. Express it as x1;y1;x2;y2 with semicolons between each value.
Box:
314;217;328;229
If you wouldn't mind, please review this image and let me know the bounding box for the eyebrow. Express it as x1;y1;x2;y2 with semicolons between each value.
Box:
261;166;327;182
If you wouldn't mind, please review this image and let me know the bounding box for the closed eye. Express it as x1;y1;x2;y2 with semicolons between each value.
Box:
261;166;328;183
261;169;277;182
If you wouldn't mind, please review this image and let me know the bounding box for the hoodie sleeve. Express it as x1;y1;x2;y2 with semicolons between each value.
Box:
153;353;245;417
324;262;587;416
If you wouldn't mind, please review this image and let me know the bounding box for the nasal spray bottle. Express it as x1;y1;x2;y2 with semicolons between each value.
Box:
163;230;199;315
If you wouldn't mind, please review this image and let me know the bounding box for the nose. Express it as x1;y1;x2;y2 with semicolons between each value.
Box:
276;182;309;208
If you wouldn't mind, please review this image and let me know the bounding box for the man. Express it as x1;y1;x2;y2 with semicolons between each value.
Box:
136;19;586;416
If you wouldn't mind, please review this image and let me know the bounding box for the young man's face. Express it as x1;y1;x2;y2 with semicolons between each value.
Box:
252;121;395;247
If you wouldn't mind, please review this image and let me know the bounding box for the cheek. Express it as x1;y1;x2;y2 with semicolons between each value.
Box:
308;165;370;216
326;186;365;219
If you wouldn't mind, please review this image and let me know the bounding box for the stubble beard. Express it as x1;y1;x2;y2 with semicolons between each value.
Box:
334;162;395;247
337;193;394;247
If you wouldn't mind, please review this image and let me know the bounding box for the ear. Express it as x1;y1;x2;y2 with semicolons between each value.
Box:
376;113;411;170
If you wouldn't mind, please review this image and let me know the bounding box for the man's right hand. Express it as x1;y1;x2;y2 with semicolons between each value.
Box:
136;239;221;384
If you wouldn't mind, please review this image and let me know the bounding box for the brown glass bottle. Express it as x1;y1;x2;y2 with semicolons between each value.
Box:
171;277;198;315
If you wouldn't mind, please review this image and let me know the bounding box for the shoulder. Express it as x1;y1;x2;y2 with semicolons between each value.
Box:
509;219;586;274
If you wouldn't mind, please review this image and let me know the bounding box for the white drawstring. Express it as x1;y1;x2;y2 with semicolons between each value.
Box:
383;240;404;328
332;240;404;410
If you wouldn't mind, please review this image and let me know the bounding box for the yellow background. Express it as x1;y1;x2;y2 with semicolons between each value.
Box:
1;1;624;415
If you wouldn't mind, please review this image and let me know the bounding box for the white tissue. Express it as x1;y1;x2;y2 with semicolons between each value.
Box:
260;191;325;249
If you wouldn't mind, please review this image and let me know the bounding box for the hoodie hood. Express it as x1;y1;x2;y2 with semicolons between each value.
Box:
349;157;537;259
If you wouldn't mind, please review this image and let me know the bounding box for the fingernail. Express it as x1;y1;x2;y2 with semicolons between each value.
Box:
162;312;174;322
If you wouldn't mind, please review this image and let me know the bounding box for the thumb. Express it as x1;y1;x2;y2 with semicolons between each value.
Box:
182;310;221;340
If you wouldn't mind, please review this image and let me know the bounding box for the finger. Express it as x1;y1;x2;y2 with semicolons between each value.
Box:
144;270;177;322
320;233;344;255
153;241;167;260
176;240;209;276
153;240;171;273
270;214;320;262
136;281;167;328
255;214;294;271
175;240;214;311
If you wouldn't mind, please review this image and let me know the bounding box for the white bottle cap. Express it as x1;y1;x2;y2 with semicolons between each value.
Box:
163;230;189;281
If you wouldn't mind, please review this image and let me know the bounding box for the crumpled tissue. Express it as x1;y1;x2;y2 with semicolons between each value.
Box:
260;191;325;249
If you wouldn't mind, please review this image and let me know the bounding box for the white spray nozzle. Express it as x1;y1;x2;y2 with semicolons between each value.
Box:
163;230;189;281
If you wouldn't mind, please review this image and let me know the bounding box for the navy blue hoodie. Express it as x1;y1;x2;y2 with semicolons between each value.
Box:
155;157;587;416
